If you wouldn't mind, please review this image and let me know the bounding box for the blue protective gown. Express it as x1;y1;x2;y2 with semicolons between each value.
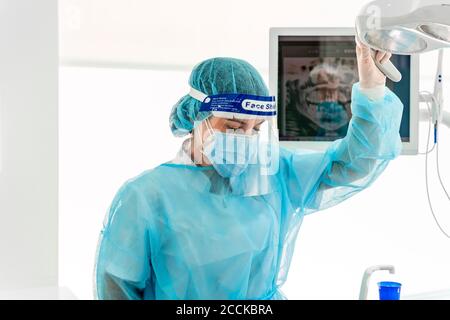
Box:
94;83;404;299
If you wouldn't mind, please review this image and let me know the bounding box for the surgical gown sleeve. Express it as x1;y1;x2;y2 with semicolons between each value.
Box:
94;181;152;300
281;82;404;214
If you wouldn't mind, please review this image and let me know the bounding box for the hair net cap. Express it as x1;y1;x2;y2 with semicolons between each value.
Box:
169;57;269;137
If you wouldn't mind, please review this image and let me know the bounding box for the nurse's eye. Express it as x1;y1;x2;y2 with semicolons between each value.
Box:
226;121;242;130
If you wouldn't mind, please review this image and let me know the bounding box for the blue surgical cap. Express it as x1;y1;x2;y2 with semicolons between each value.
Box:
169;57;269;137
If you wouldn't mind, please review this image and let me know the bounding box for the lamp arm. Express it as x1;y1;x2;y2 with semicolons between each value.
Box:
434;49;444;124
418;49;450;129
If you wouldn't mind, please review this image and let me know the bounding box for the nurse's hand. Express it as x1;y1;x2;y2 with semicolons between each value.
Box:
355;37;392;89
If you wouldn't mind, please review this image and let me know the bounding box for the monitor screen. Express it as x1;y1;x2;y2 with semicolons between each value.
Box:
277;35;411;142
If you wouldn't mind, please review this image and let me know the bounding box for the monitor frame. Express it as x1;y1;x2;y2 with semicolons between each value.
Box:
269;27;419;155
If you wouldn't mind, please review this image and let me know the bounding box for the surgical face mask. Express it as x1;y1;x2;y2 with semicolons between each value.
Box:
303;101;349;131
202;120;259;178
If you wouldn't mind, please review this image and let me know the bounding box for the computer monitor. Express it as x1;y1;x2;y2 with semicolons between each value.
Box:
269;28;419;155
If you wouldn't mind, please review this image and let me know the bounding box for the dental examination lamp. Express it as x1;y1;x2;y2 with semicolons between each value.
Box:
357;0;450;238
356;0;450;128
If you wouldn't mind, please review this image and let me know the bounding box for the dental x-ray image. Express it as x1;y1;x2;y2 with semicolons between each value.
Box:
277;35;411;143
281;56;358;140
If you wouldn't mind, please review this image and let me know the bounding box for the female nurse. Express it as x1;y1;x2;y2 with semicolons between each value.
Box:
94;41;403;300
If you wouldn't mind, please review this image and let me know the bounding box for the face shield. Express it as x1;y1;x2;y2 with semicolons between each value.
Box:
188;87;280;197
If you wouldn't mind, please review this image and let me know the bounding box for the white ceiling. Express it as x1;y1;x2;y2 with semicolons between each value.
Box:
59;0;364;70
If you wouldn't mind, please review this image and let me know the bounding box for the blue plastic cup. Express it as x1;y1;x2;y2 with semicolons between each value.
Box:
378;281;402;300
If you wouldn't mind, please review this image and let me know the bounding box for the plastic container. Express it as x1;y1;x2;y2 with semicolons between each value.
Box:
378;281;402;300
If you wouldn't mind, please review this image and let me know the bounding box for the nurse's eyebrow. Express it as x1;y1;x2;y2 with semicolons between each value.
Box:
229;118;246;124
230;118;265;126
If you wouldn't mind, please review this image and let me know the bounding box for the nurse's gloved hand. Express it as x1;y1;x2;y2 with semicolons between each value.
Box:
355;37;392;89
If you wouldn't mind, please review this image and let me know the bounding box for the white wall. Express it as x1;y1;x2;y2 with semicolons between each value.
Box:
59;67;186;299
59;62;450;300
58;0;450;299
0;0;58;290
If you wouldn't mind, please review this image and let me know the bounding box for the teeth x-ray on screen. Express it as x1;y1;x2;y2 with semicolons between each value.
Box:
278;36;411;142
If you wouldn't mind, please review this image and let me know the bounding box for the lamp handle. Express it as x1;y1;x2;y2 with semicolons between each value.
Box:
370;49;403;83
